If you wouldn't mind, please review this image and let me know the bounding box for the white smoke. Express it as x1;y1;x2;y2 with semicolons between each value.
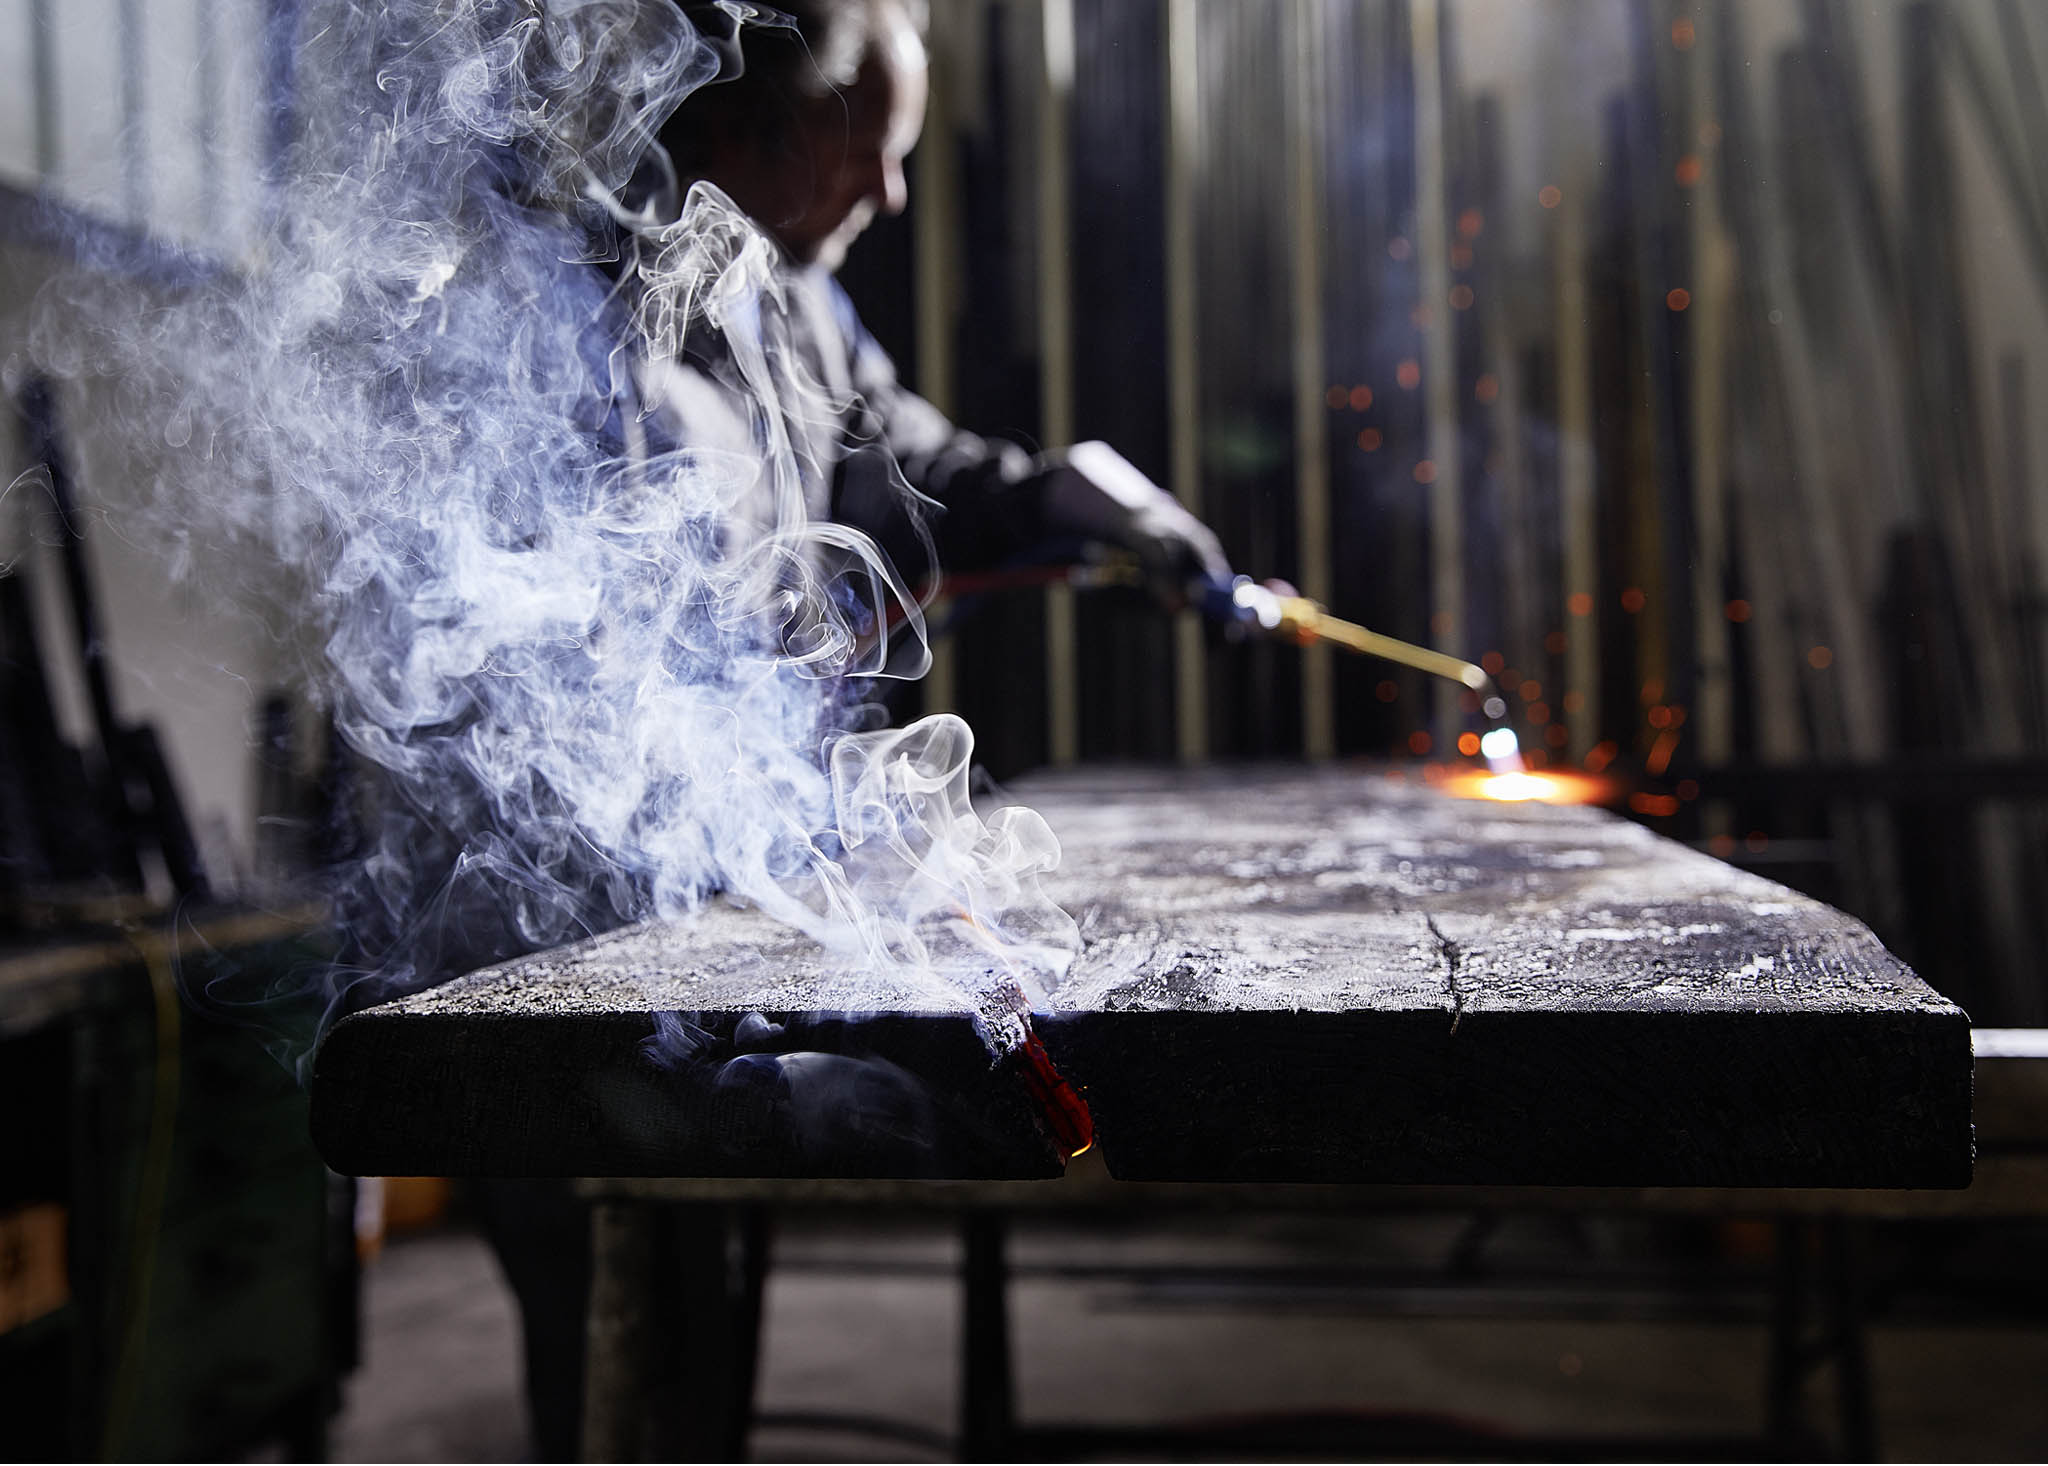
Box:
17;0;1076;1060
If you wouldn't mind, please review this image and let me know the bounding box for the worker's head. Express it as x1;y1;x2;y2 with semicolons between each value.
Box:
666;0;928;272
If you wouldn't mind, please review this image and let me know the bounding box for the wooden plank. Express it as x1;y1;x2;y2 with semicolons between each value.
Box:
1026;769;1967;1187
311;770;1969;1186
309;912;1067;1180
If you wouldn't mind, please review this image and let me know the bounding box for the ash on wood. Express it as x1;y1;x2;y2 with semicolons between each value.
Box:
310;768;1971;1185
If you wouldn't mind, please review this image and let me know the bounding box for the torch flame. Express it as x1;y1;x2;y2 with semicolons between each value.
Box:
1439;769;1616;805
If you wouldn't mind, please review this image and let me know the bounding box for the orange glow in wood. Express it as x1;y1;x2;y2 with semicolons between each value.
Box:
1015;1030;1093;1159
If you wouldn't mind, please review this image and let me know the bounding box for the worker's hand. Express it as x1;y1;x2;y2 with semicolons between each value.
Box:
1044;441;1231;602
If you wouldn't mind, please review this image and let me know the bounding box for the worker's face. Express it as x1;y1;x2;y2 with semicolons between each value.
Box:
755;13;927;271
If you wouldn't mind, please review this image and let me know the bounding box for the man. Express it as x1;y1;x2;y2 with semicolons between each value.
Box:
642;0;1230;612
481;8;1229;1454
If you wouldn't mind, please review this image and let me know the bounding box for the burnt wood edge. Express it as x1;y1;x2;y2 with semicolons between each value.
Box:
309;1006;1065;1180
1036;1006;1976;1190
309;1000;1973;1189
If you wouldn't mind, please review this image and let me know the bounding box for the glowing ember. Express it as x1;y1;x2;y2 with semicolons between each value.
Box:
1441;770;1615;805
1016;1031;1093;1159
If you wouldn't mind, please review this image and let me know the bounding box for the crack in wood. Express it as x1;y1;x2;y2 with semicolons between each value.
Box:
1425;915;1465;1035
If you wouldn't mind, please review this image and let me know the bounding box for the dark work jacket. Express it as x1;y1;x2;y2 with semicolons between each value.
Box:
630;247;1066;591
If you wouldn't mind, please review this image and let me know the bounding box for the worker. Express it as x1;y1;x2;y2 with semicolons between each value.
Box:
628;0;1231;620
475;4;1233;1457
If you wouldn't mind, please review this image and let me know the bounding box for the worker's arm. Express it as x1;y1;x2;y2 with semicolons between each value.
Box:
826;278;1228;596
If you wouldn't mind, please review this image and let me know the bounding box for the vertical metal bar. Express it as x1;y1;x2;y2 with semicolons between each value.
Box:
1287;0;1334;761
1039;0;1080;766
1997;0;2048;235
30;0;57;180
1556;191;1599;762
1411;0;1463;746
196;0;222;238
1689;4;1736;777
1472;96;1532;678
119;0;147;226
1711;7;1806;765
916;9;960;716
1625;0;1694;720
1165;0;1208;764
2001;353;2046;747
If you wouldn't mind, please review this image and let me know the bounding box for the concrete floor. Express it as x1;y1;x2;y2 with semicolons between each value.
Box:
332;1211;2048;1462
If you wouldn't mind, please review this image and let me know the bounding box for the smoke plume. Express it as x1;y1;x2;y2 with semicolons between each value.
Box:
15;0;1077;1064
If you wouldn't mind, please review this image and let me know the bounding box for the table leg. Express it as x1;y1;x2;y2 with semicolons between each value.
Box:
1767;1215;1811;1454
959;1210;1014;1462
1823;1215;1877;1461
650;1205;771;1461
583;1201;655;1463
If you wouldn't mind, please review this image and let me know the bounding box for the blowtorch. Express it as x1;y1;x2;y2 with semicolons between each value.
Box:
1192;574;1526;773
909;559;1527;772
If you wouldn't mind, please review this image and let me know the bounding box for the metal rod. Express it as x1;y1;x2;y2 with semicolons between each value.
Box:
1555;188;1599;760
915;6;959;715
1038;0;1079;766
1165;0;1207;764
120;0;147;226
1688;6;1736;776
1287;0;1333;761
1411;0;1464;748
30;0;57;181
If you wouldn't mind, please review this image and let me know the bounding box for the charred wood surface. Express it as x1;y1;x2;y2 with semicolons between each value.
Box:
311;768;1970;1185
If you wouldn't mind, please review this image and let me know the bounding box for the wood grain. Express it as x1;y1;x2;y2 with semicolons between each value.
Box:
311;767;1971;1184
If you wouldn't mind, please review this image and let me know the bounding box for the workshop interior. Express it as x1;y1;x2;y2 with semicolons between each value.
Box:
3;0;2047;1461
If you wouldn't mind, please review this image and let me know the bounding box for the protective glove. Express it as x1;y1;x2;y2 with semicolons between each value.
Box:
1041;440;1231;602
